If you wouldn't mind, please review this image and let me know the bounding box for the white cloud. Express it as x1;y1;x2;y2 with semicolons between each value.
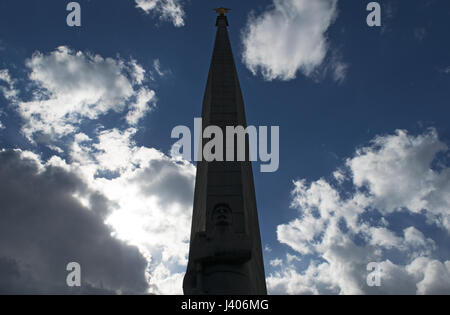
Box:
150;59;171;80
407;258;450;294
153;59;164;77
369;227;403;249
270;129;450;294
242;0;340;81
0;69;12;84
0;69;18;131
270;258;283;267
347;129;450;230
148;263;185;294
126;88;156;125
333;169;345;183
0;69;18;101
330;59;348;83
268;263;338;295
129;59;146;84
93;128;139;172
16;46;154;140
135;0;185;27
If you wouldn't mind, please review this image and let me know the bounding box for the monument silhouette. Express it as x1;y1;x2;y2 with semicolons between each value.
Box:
183;8;267;295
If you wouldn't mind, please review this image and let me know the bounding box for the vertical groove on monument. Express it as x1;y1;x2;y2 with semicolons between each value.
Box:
183;10;267;295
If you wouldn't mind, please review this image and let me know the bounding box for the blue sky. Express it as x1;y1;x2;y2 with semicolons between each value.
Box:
0;0;449;294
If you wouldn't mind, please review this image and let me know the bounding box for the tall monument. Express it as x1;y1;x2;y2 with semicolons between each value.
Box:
183;8;267;295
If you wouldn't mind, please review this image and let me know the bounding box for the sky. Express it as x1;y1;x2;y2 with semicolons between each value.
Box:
0;0;449;294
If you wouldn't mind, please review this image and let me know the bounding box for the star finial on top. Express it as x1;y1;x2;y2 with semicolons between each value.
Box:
214;7;230;16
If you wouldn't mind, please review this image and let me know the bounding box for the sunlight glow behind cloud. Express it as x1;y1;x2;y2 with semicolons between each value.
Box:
0;47;194;294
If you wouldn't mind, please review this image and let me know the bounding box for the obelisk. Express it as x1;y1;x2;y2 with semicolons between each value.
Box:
183;8;267;295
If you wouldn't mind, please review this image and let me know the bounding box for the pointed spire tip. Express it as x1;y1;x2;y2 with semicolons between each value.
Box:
214;8;230;16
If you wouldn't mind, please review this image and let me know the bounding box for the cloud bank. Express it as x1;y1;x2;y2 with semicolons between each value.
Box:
269;129;450;294
0;150;149;294
0;47;195;294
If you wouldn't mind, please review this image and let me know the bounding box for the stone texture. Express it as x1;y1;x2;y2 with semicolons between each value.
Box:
183;13;267;295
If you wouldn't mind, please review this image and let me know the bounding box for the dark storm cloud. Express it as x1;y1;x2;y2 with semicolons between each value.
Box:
0;150;149;294
134;159;194;207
